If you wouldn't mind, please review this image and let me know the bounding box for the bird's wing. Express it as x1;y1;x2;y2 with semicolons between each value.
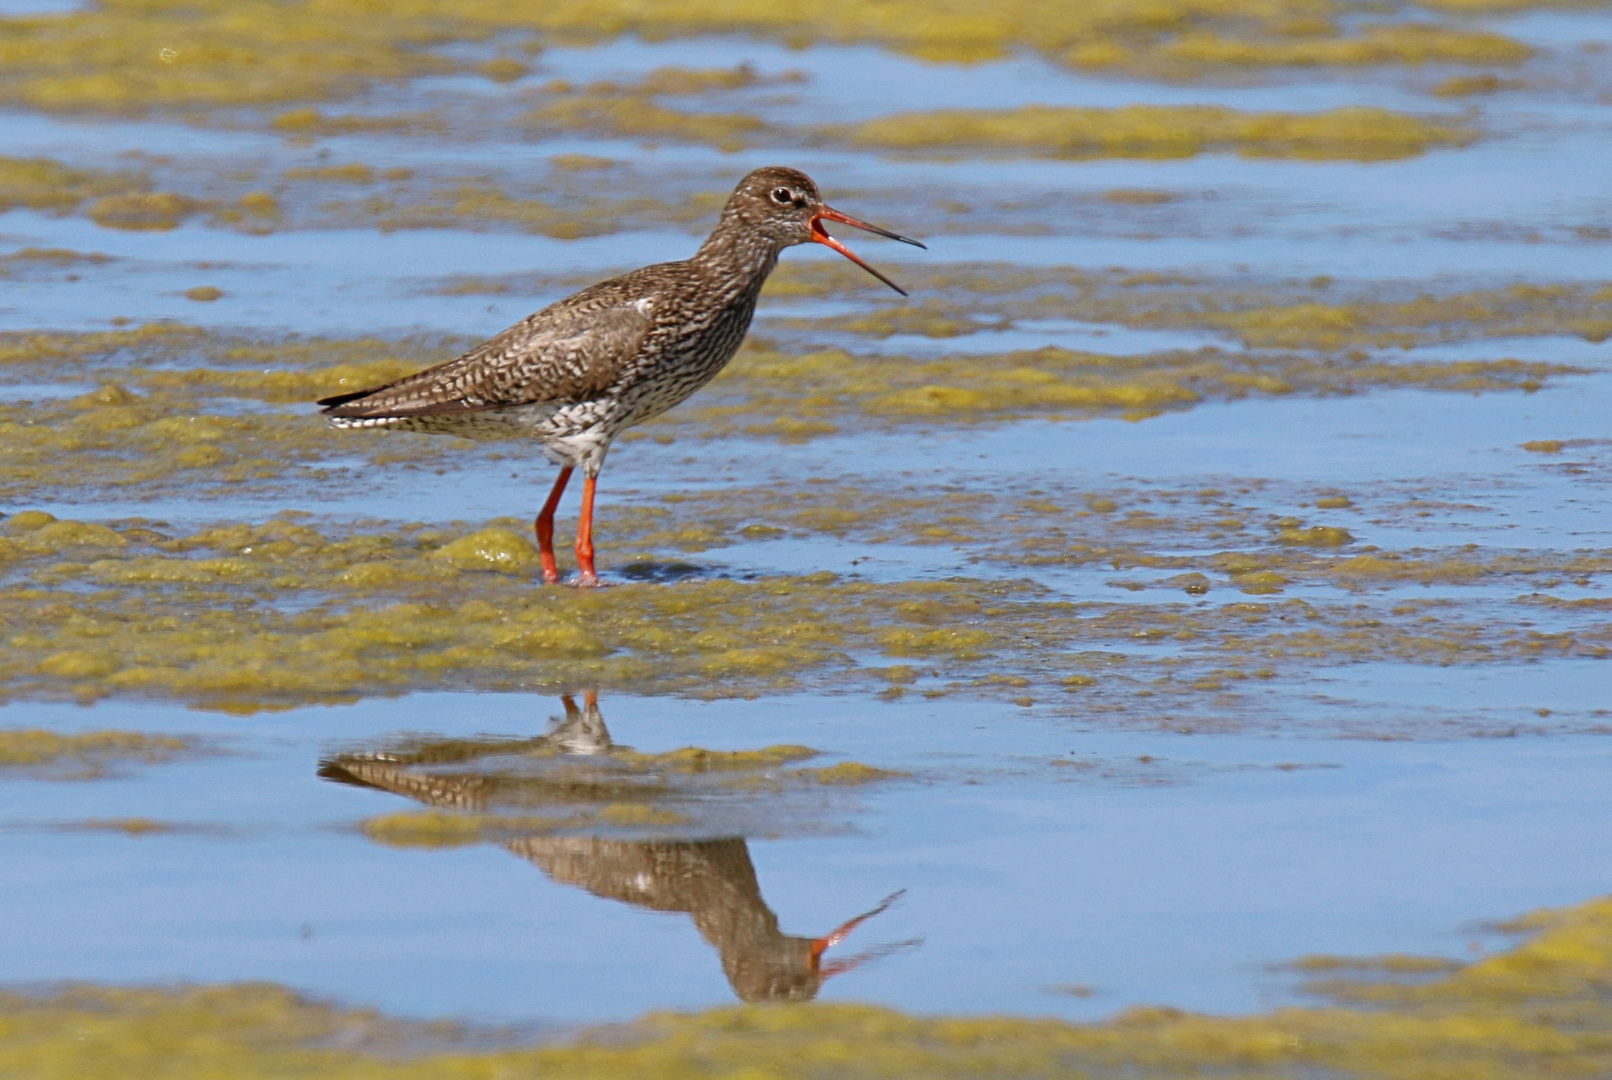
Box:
319;291;655;418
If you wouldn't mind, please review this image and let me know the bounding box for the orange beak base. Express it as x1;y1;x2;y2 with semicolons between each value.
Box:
810;207;925;296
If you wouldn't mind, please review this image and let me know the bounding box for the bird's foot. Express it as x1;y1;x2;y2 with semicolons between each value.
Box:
571;572;611;589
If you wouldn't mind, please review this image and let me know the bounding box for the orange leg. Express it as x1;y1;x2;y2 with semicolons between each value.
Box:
575;473;602;587
535;466;573;585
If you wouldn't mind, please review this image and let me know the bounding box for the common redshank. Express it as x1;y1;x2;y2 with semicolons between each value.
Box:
319;166;924;585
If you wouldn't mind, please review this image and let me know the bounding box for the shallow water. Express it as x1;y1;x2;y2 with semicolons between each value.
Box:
6;691;1611;1023
1;0;1610;1044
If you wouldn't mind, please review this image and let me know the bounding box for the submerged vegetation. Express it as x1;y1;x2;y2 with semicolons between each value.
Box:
6;892;1612;1077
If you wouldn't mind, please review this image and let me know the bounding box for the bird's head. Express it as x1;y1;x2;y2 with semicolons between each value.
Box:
723;165;926;295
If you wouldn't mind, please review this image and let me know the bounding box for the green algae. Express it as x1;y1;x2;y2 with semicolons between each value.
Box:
0;508;1605;727
764;263;1612;353
799;761;910;784
0;155;206;232
658;341;1572;439
0;326;466;502
269;108;446;136
1287;952;1465;974
525;93;766;152
361;810;568;848
0;321;1582;509
0;155;148;215
514;74;1471;162
519;65;798;151
0;318;1604;725
0;0;1552;125
7;892;1612;1077
845;105;1472;162
0;2;457;114
0;729;195;778
1433;72;1528;96
5;153;723;239
1149;23;1532;68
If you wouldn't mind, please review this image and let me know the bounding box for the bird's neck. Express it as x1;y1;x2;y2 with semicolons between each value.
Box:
691;218;782;298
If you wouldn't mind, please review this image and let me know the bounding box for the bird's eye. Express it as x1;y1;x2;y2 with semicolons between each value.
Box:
770;186;793;205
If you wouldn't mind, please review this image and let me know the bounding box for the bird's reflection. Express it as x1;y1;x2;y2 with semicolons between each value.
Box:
318;692;916;1002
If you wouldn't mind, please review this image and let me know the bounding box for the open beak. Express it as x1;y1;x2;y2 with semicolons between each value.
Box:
811;206;926;296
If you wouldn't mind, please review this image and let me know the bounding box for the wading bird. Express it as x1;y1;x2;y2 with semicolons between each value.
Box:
319;166;924;585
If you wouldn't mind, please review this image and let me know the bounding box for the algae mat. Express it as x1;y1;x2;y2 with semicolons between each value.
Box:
0;0;1568;116
5;889;1612;1076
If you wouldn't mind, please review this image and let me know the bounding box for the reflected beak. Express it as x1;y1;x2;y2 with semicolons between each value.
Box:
810;889;907;972
811;207;926;296
808;889;922;982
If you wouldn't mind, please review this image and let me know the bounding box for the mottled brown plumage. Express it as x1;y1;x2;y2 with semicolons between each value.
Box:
320;166;923;585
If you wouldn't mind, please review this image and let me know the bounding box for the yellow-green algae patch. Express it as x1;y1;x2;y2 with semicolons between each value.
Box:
50;816;186;836
659;341;1573;439
525;93;766;152
0;156;208;232
5;155;725;240
1432;72;1528;96
0;729;195;778
0;0;1546;122
0;155;148;215
0;322;1584;507
515;70;1471;163
7;893;1612;1078
0;512;1607;726
0;326;472;502
763;264;1612;353
361;810;569;848
844;105;1472;161
800;761;910;784
1152;23;1532;68
518;66;797;151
